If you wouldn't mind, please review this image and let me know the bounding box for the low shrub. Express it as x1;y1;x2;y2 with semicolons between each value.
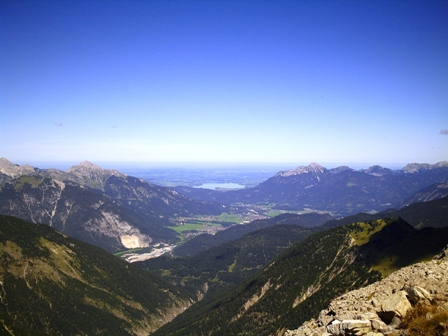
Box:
402;302;448;336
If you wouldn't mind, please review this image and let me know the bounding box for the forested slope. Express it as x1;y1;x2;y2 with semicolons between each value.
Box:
153;218;448;336
0;215;192;335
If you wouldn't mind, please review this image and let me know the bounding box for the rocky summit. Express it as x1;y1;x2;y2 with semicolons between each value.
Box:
285;246;448;336
0;158;35;183
275;163;327;177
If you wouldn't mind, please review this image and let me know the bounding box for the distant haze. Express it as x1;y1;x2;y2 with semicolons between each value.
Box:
18;161;409;172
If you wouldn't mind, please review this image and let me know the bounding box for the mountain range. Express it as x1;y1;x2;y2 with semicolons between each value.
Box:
3;204;446;335
0;158;223;252
175;161;448;216
1;158;448;335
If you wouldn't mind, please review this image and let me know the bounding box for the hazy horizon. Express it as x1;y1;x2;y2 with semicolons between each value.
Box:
12;159;419;172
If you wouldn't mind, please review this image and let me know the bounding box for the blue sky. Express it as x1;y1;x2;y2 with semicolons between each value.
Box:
1;0;447;167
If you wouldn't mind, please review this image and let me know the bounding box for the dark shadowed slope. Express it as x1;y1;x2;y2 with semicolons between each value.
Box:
173;212;333;257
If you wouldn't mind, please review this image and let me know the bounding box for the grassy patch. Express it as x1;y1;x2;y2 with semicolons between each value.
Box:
349;219;388;246
228;259;237;273
217;213;241;223
372;253;436;278
14;176;43;190
113;248;143;256
182;220;222;226
267;210;282;217
370;255;399;277
39;237;82;281
171;223;206;234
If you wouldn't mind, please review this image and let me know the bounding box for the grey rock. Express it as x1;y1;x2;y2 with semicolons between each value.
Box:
285;256;448;336
406;285;432;304
326;319;371;335
378;291;412;324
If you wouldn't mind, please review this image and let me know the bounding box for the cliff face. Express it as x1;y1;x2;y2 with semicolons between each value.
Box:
0;176;157;252
0;159;223;252
285;246;448;336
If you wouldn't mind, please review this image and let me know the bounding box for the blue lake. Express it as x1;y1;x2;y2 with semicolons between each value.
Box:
194;183;245;190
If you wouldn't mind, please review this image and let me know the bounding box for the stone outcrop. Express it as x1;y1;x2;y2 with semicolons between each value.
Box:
402;161;448;173
285;247;448;336
276;163;327;177
0;157;35;183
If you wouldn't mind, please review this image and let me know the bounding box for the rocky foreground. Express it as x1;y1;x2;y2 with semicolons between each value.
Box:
285;246;448;336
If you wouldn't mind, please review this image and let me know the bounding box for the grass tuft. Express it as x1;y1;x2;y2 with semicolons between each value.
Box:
402;303;448;336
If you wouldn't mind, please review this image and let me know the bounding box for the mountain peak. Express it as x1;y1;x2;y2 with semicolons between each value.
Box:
79;160;100;168
66;161;125;187
68;161;102;172
276;163;326;177
0;157;35;178
403;161;448;173
0;157;14;170
362;165;393;177
329;166;354;174
67;161;122;175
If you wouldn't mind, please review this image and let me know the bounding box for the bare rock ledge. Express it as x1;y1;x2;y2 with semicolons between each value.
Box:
285;246;448;336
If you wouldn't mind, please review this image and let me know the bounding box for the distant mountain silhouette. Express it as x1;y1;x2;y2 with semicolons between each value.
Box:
175;162;448;216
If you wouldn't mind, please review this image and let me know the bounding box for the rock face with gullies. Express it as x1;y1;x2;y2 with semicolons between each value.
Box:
0;176;154;252
0;159;223;252
400;182;448;208
285;246;448;336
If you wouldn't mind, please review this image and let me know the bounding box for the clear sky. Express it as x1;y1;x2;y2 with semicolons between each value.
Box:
1;0;447;167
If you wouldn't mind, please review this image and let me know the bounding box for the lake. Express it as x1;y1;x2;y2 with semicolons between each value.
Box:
194;182;246;190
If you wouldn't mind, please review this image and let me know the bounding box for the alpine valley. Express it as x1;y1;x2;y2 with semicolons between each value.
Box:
0;158;224;252
1;157;448;335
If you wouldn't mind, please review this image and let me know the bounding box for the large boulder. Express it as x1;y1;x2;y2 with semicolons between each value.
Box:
326;319;371;335
406;285;432;304
378;290;412;324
